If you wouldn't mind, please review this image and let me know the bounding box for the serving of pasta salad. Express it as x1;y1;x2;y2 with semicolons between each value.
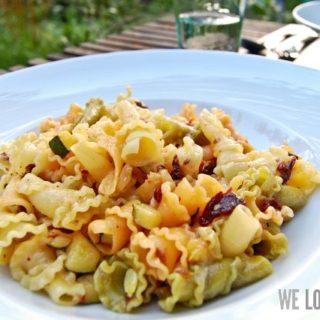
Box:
0;88;319;313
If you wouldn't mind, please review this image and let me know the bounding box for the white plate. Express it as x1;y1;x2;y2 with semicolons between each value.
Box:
293;1;320;32
0;50;320;320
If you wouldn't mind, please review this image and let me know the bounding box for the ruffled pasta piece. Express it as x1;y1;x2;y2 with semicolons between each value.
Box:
45;270;86;305
275;185;308;210
187;226;222;264
179;103;198;125
0;245;16;265
253;226;288;260
157;181;190;227
94;249;150;312
10;236;66;291
96;130;123;197
0;176;33;213
216;141;277;181
199;110;280;181
130;227;190;281
115;99;140;124
150;111;199;145
162;144;178;172
214;108;253;153
18;173;103;230
136;169;173;203
230;166;282;199
7;131;57;176
77;274;99;304
43;154;79;184
116;164;135;194
0;211;47;249
176;137;203;178
88;207;132;255
117;120;164;167
255;205;294;227
59;103;83;125
199;108;231;143
0;173;11;195
158;255;272;312
105;201;138;233
47;228;72;249
0;147;10;174
175;174;223;215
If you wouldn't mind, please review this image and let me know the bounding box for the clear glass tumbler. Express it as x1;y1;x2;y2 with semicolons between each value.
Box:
174;0;246;51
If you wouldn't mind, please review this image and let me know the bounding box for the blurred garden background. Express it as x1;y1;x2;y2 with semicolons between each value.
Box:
0;0;307;69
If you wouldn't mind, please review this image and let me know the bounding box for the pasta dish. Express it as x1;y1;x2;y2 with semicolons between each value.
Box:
0;89;319;313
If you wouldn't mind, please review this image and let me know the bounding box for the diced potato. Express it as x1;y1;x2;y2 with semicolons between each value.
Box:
220;205;261;257
71;141;113;182
133;203;162;229
65;232;100;273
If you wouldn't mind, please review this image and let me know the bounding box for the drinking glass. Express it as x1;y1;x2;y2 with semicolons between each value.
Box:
174;0;246;51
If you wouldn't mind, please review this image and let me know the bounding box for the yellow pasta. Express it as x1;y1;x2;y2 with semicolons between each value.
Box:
88;215;131;255
10;236;65;291
94;249;150;312
45;271;86;305
0;211;46;250
0;90;318;313
18;173;104;230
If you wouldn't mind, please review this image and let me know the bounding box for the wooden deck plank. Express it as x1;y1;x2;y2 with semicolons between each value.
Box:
28;58;49;66
8;65;26;72
120;30;177;42
107;33;178;48
64;46;100;56
47;53;72;61
142;22;176;31
80;42;119;53
96;38;156;50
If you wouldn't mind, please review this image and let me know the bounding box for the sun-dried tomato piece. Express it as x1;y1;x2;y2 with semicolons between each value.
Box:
170;155;183;180
257;197;282;212
132;167;148;187
277;156;297;184
0;152;9;161
199;191;245;226
22;163;36;177
154;186;162;203
190;208;199;226
81;169;89;181
79;295;86;304
199;158;217;175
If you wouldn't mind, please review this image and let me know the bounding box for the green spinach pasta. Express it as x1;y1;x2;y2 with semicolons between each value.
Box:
0;88;319;313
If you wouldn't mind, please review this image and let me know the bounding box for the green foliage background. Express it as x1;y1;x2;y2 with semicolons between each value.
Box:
0;0;304;69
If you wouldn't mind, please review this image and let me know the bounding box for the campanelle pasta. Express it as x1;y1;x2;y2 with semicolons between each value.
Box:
0;88;319;313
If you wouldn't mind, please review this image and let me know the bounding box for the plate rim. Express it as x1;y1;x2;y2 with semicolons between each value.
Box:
293;0;320;32
0;48;320;320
